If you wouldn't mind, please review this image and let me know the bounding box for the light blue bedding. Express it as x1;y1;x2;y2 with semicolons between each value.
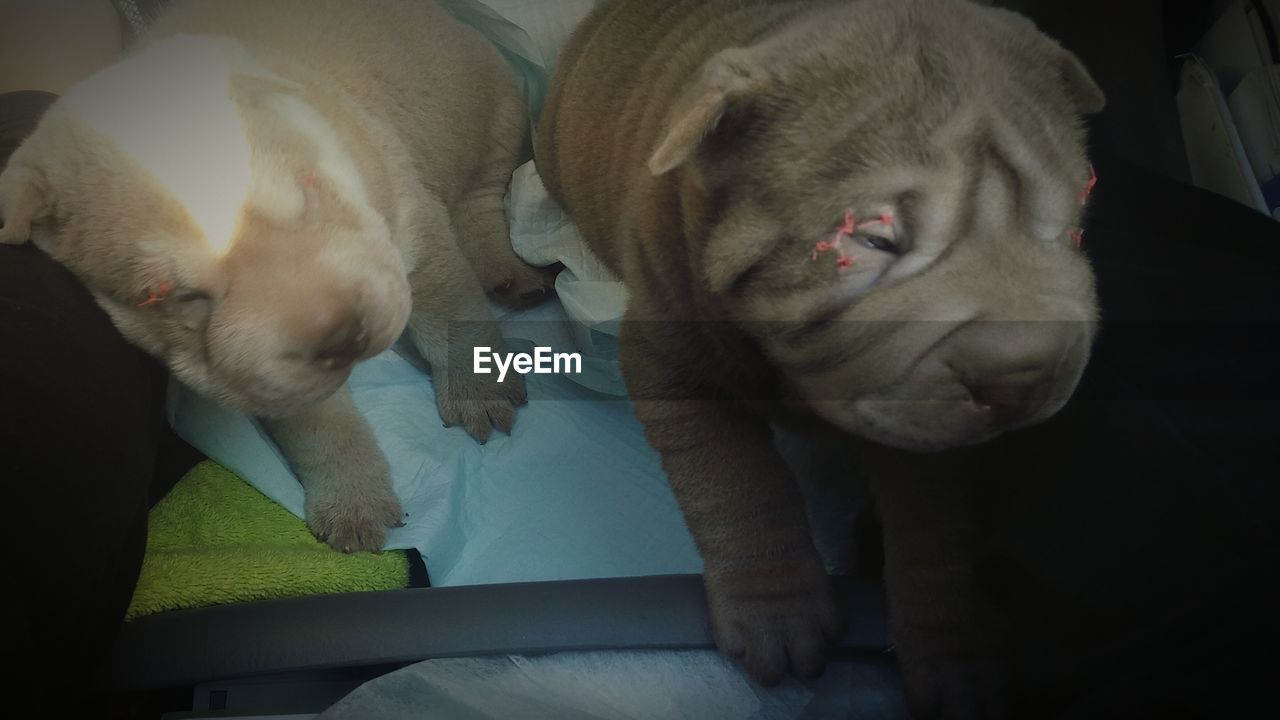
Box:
169;291;857;587
168;302;708;587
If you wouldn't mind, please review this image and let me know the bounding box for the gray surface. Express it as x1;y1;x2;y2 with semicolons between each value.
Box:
96;575;887;693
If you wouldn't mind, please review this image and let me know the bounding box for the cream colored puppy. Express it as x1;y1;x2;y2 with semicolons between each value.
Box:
0;0;547;552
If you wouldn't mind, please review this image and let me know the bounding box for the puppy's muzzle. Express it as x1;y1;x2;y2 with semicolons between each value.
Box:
945;320;1084;427
284;287;388;372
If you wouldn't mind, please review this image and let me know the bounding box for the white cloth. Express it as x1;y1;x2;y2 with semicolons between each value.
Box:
317;651;908;720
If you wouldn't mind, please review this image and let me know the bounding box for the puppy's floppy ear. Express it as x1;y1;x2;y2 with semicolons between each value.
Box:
0;164;49;245
982;6;1105;116
1058;50;1105;116
649;48;768;176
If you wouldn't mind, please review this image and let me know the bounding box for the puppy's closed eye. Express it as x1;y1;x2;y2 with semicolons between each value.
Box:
165;287;214;331
858;234;901;255
172;289;211;303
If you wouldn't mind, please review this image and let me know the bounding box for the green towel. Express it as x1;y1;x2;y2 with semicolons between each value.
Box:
127;461;411;620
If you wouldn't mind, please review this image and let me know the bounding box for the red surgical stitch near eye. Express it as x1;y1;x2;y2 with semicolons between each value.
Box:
857;212;894;231
1079;164;1098;206
137;280;174;308
813;209;887;268
814;210;865;266
811;238;837;261
1071;229;1085;248
836;210;858;236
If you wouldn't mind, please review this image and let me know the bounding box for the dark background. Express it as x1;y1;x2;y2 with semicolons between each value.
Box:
977;1;1278;717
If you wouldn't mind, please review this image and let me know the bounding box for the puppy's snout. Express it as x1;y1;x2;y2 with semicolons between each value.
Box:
966;376;1054;421
311;314;369;369
287;289;372;370
947;321;1078;422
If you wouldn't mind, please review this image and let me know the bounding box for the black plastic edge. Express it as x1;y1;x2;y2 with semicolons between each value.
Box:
95;574;887;692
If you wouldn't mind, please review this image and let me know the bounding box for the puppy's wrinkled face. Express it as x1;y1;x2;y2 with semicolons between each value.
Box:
0;36;411;418
658;0;1103;451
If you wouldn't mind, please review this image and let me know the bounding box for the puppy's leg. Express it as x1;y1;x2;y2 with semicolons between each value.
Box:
262;385;403;554
451;91;555;308
407;195;527;442
861;444;1012;720
621;317;844;685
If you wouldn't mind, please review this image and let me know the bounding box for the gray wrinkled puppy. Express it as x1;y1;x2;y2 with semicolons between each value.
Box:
0;0;549;552
539;0;1102;715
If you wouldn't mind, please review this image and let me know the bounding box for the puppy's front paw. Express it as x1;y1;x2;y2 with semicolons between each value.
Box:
304;478;404;554
896;652;1011;720
436;369;528;443
706;557;845;685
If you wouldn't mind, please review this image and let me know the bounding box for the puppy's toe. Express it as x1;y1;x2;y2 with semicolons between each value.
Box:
707;555;844;686
437;371;525;442
505;378;529;407
488;400;517;434
307;489;403;554
312;513;386;554
785;618;831;679
740;629;788;687
462;410;494;443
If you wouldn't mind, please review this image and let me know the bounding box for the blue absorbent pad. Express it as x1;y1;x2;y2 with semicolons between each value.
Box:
167;305;707;587
166;299;857;587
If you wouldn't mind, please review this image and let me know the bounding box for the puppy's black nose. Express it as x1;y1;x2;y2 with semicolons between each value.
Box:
311;315;368;369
